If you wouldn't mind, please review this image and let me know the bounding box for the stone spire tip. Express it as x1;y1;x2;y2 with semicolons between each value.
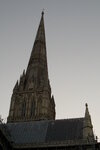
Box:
41;9;44;16
85;103;88;108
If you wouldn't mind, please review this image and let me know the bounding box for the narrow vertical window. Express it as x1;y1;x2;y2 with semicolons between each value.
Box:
38;97;42;115
22;101;26;117
30;100;35;117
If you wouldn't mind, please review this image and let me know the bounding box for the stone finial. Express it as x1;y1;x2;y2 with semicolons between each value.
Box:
85;103;88;108
41;9;44;16
85;103;90;118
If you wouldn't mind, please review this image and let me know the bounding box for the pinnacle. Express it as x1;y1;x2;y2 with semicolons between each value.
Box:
41;10;44;16
85;103;88;108
85;103;90;119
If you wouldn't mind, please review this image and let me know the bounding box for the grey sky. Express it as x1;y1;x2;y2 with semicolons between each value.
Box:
0;0;100;140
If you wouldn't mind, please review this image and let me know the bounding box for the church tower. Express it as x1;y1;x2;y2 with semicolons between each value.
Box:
7;12;55;123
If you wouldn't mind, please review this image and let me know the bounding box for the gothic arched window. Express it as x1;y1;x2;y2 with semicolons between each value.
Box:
22;101;26;117
30;100;35;117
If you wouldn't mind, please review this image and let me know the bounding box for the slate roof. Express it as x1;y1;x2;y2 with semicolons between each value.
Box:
3;118;84;145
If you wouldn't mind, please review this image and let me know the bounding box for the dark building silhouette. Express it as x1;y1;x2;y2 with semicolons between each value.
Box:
0;12;100;150
7;11;55;123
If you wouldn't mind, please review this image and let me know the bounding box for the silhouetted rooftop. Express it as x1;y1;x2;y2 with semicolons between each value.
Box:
2;118;84;145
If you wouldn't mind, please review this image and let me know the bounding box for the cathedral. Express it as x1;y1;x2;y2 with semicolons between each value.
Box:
0;12;100;150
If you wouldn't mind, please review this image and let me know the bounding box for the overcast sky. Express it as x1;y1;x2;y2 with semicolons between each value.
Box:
0;0;100;140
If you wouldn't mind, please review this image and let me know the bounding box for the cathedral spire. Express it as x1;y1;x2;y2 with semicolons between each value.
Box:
27;11;46;67
34;10;45;44
7;12;55;123
25;11;48;90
